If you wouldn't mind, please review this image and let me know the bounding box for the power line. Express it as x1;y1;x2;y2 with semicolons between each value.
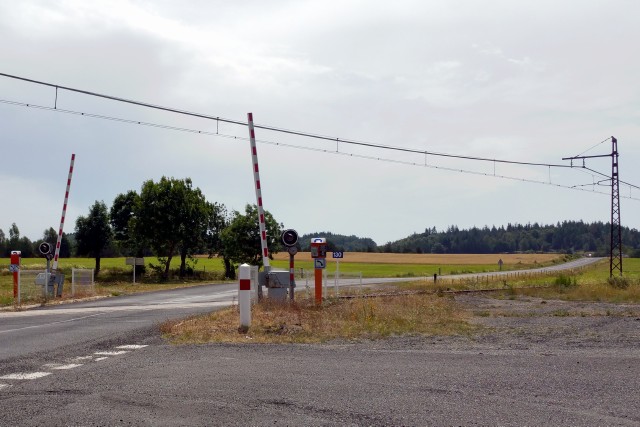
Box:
2;97;639;201
573;136;611;158
0;72;576;170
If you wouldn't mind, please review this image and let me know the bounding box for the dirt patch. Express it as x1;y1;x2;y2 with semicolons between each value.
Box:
454;294;640;351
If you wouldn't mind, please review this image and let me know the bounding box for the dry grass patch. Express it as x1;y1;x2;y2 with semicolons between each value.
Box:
161;294;475;344
514;279;640;303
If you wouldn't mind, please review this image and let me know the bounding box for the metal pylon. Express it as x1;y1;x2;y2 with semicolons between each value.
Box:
610;137;623;277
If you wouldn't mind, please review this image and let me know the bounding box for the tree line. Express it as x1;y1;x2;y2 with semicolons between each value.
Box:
4;182;640;274
1;177;285;279
0;224;73;259
380;221;640;256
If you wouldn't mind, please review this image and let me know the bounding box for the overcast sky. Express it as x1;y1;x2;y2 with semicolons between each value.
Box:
1;0;639;246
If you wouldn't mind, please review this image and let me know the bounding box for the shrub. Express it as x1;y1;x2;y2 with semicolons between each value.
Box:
554;274;577;289
607;276;631;289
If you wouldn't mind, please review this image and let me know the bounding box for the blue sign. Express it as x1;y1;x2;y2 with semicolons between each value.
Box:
332;251;344;259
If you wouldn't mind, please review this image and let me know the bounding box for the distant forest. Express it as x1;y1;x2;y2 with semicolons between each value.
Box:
301;221;640;257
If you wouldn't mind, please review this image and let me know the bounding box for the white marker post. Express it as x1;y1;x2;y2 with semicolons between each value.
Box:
239;264;251;328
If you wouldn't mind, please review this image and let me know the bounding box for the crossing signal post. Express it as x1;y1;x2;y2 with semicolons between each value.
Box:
281;229;299;301
310;238;328;305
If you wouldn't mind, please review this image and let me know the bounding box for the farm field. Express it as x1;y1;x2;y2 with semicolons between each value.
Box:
1;252;563;273
271;252;561;265
0;252;576;306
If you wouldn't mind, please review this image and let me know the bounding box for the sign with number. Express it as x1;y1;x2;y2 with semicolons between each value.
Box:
332;251;344;259
314;259;326;269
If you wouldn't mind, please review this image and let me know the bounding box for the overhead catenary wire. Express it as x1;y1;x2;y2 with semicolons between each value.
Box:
2;97;639;202
0;72;576;170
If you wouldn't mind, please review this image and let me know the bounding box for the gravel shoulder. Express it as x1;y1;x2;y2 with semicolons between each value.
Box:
451;293;640;353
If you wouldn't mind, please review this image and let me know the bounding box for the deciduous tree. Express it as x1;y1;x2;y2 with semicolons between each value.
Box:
133;177;210;279
75;201;113;275
219;204;283;275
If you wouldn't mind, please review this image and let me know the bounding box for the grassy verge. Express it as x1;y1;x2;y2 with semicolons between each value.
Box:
161;293;476;344
160;257;638;345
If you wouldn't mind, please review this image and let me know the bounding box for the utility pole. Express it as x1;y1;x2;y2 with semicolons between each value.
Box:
609;137;622;277
562;136;622;277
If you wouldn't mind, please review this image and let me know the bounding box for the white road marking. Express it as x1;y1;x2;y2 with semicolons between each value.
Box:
42;363;83;370
0;384;10;390
94;351;128;356
0;372;51;380
71;356;94;362
94;357;108;361
115;345;148;350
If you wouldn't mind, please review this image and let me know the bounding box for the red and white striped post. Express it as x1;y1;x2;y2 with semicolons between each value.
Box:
10;251;21;303
247;113;270;272
52;154;75;272
238;263;251;328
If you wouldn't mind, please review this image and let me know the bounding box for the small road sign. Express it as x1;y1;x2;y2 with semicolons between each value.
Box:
9;264;19;273
332;251;344;259
314;259;326;269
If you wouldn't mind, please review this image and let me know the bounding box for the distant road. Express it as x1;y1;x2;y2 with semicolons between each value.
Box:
330;256;604;287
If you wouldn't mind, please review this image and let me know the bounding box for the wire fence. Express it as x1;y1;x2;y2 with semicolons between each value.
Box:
72;268;95;297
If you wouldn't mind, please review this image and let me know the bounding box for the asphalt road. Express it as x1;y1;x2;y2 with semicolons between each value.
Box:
0;283;238;363
0;335;637;426
2;256;631;426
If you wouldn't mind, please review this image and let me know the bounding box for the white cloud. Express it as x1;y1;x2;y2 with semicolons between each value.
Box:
0;0;639;244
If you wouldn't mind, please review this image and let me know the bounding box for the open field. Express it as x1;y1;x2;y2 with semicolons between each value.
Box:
271;252;561;265
0;253;620;307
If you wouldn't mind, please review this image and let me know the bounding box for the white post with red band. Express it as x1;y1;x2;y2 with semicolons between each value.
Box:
52;154;75;271
239;263;251;327
247;113;270;272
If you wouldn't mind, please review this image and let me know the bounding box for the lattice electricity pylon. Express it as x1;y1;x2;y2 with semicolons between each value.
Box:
610;137;623;277
562;136;623;277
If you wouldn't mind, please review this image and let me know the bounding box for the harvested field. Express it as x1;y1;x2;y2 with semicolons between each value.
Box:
271;252;561;265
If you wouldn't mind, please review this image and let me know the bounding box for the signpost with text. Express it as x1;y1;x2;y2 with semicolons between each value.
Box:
310;238;327;304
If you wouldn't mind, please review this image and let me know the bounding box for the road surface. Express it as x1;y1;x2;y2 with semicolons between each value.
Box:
2;256;631;426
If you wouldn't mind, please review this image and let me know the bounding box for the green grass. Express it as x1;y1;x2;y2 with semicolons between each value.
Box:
492;258;640;303
0;256;227;272
3;256;639;307
271;260;528;278
1;256;544;280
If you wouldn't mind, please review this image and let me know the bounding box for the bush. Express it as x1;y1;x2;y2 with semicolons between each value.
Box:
554;274;577;288
607;276;631;289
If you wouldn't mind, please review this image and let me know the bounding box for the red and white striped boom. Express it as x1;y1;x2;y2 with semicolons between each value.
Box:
52;154;75;271
247;113;270;271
